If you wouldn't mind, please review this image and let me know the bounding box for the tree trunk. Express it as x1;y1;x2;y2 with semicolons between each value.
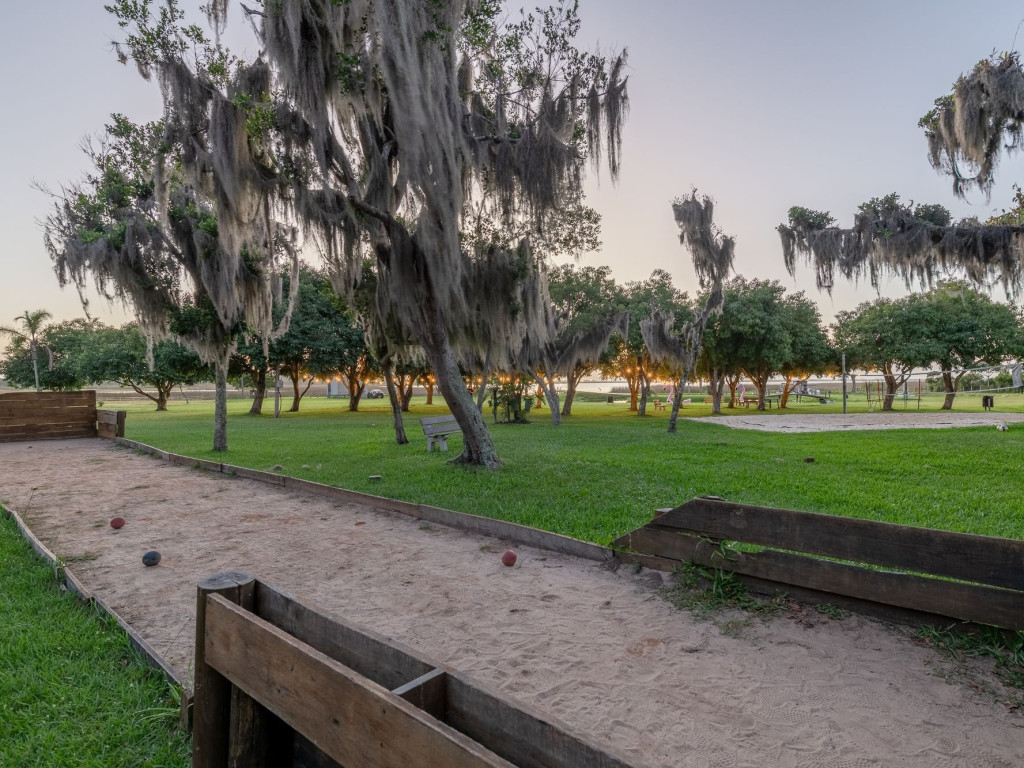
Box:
156;386;170;412
213;355;229;452
667;376;685;433
780;375;795;409
561;365;585;416
476;373;489;411
400;378;414;412
709;368;725;414
345;366;365;412
425;382;434;405
882;373;898;411
418;310;499;468
726;374;739;408
384;365;408;445
289;371;301;412
249;367;266;415
30;341;41;392
637;363;650;416
941;370;957;410
532;373;561;426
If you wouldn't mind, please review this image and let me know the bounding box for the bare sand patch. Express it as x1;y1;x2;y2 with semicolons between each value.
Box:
691;410;1024;433
1;439;1020;767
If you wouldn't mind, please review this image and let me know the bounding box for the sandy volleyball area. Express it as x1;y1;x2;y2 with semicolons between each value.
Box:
1;425;1022;767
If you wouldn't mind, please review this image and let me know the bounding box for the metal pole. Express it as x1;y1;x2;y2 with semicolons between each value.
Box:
841;352;848;415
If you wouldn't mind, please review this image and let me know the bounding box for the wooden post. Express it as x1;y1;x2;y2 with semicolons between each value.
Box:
192;571;255;768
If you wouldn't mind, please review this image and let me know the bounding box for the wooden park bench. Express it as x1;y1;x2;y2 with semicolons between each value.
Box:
419;414;462;452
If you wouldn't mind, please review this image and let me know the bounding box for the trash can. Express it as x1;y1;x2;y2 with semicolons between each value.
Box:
607;395;614;404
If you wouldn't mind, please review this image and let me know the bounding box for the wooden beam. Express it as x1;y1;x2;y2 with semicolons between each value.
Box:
255;582;435;691
656;498;1024;590
192;571;256;768
445;672;652;768
204;595;515;768
616;526;1024;630
392;667;447;720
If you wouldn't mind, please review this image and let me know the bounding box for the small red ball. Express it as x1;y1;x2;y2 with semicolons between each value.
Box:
501;550;517;567
110;516;126;530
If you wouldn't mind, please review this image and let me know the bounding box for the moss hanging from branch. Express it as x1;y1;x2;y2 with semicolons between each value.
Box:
642;191;734;377
778;194;1024;297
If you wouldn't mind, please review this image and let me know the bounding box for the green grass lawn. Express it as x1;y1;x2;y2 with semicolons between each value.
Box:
0;511;190;768
114;395;1024;544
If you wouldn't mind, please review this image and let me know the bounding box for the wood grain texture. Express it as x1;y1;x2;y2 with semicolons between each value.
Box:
192;571;256;768
616;526;1024;630
656;498;1024;590
445;673;654;768
204;595;515;768
255;582;435;691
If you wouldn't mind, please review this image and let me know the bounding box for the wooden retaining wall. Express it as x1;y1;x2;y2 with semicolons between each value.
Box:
192;572;654;768
0;390;98;442
614;497;1024;631
0;390;126;442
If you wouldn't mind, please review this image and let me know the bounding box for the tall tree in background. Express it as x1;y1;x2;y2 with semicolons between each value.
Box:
775;293;834;408
45;100;297;450
602;270;688;414
913;282;1024;409
642;193;734;432
0;310;53;392
0;317;91;392
154;0;627;468
832;298;934;411
546;264;626;417
78;323;208;410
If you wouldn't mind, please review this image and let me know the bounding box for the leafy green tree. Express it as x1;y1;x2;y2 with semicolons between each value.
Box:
537;263;626;422
270;270;362;413
601;270;689;414
77;323;207;410
99;0;628;469
641;193;734;431
776;293;835;408
699;279;791;411
912;282;1024;409
0;318;92;392
833;298;934;411
0;310;54;392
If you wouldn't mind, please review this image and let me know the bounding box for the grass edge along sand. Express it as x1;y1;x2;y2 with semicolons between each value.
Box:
0;507;191;768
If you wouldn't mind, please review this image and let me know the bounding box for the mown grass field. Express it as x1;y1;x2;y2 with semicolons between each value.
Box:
0;511;190;767
114;394;1024;544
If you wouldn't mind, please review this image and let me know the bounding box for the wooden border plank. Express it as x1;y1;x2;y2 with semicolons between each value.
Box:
205;595;515;768
616;526;1024;630
656;498;1024;590
255;582;435;691
392;668;447;720
445;672;651;768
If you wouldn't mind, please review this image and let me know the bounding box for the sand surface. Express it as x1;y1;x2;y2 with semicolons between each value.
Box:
1;438;1021;767
691;410;1024;433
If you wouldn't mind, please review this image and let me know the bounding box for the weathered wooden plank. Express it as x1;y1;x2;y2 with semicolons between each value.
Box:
97;410;126;437
0;426;97;442
418;504;612;563
193;571;256;768
617;526;1024;630
392;667;447;720
445;671;654;768
656;498;1024;590
204;595;516;768
0;406;98;422
419;415;460;427
255;582;435;691
221;464;286;486
0;390;95;404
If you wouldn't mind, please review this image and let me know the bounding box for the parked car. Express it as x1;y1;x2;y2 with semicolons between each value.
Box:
367;389;385;399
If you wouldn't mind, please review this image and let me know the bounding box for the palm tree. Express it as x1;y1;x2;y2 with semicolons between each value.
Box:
0;309;53;392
